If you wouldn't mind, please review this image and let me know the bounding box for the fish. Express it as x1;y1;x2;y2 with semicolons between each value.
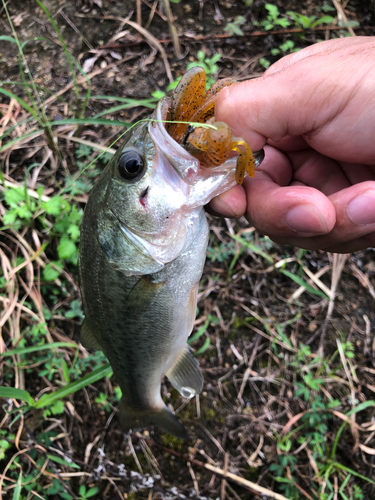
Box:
78;68;264;439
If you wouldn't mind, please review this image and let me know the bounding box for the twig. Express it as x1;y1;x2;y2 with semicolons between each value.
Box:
161;0;182;59
59;10;94;50
96;25;369;49
136;0;142;26
43;53;140;107
220;452;228;500
121;19;173;82
145;439;289;499
319;253;347;353
331;0;356;36
75;14;173;82
187;461;200;496
203;463;289;499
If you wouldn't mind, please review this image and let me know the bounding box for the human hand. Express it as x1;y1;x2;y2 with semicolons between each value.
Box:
209;37;375;253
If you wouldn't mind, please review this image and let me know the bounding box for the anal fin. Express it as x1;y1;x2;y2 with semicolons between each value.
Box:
165;346;203;398
80;320;102;350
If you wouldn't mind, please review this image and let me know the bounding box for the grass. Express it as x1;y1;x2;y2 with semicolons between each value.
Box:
1;0;374;499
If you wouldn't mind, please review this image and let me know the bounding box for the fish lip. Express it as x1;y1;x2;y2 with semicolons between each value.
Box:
149;98;201;184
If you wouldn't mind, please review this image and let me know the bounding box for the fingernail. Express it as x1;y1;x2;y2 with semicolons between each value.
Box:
347;190;375;225
286;204;328;234
208;197;238;218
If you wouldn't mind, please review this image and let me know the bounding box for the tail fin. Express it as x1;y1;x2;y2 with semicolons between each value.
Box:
119;399;188;440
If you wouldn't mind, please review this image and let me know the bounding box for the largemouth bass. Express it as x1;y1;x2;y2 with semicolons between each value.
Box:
79;68;264;439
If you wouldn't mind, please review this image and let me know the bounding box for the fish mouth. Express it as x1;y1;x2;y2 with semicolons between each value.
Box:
149;97;201;184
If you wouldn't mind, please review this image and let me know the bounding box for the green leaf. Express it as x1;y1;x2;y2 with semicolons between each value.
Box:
265;3;279;18
262;21;274;31
47;453;80;469
44;196;64;216
259;57;271;69
0;36;17;43
65;300;84;320
35;363;113;409
311;16;335;27
12;471;22;500
151;90;165;99
57;237;77;260
279;40;294;52
276;18;290;28
0;387;34;405
280;270;329;300
50;400;65;415
85;486;99;497
188;319;210;344
304;373;324;390
67;224;80;241
4;187;25;207
225;23;244;36
345;400;375;416
16;204;32;220
3;210;17;225
231;234;274;263
49;118;130;127
322;4;336;12
210;53;222;64
61;359;70;384
0;89;38;118
0;129;44;153
194;337;210;356
43;262;62;281
1;342;77;357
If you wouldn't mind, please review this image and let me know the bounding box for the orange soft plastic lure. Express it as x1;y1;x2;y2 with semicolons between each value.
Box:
166;67;256;185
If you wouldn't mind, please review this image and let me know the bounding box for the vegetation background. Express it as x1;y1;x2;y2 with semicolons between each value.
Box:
1;0;375;499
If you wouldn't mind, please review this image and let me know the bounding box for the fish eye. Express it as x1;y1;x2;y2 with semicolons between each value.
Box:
118;150;145;181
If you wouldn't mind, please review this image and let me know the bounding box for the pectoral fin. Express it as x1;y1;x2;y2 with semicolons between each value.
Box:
80;320;102;350
165;346;203;398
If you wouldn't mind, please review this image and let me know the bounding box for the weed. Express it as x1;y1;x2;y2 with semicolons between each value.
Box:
78;485;99;499
95;386;121;413
0;430;15;461
225;16;247;36
269;339;375;500
151;51;221;99
259;57;271;69
186;51;222;87
287;10;335;29
2;183;84;274
271;40;298;56
253;4;291;31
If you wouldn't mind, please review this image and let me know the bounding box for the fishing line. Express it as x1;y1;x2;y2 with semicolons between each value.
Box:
61;119;219;195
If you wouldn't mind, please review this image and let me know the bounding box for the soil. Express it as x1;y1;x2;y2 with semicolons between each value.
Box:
1;1;375;499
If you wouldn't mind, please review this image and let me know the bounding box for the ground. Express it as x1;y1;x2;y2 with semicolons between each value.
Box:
1;1;375;499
